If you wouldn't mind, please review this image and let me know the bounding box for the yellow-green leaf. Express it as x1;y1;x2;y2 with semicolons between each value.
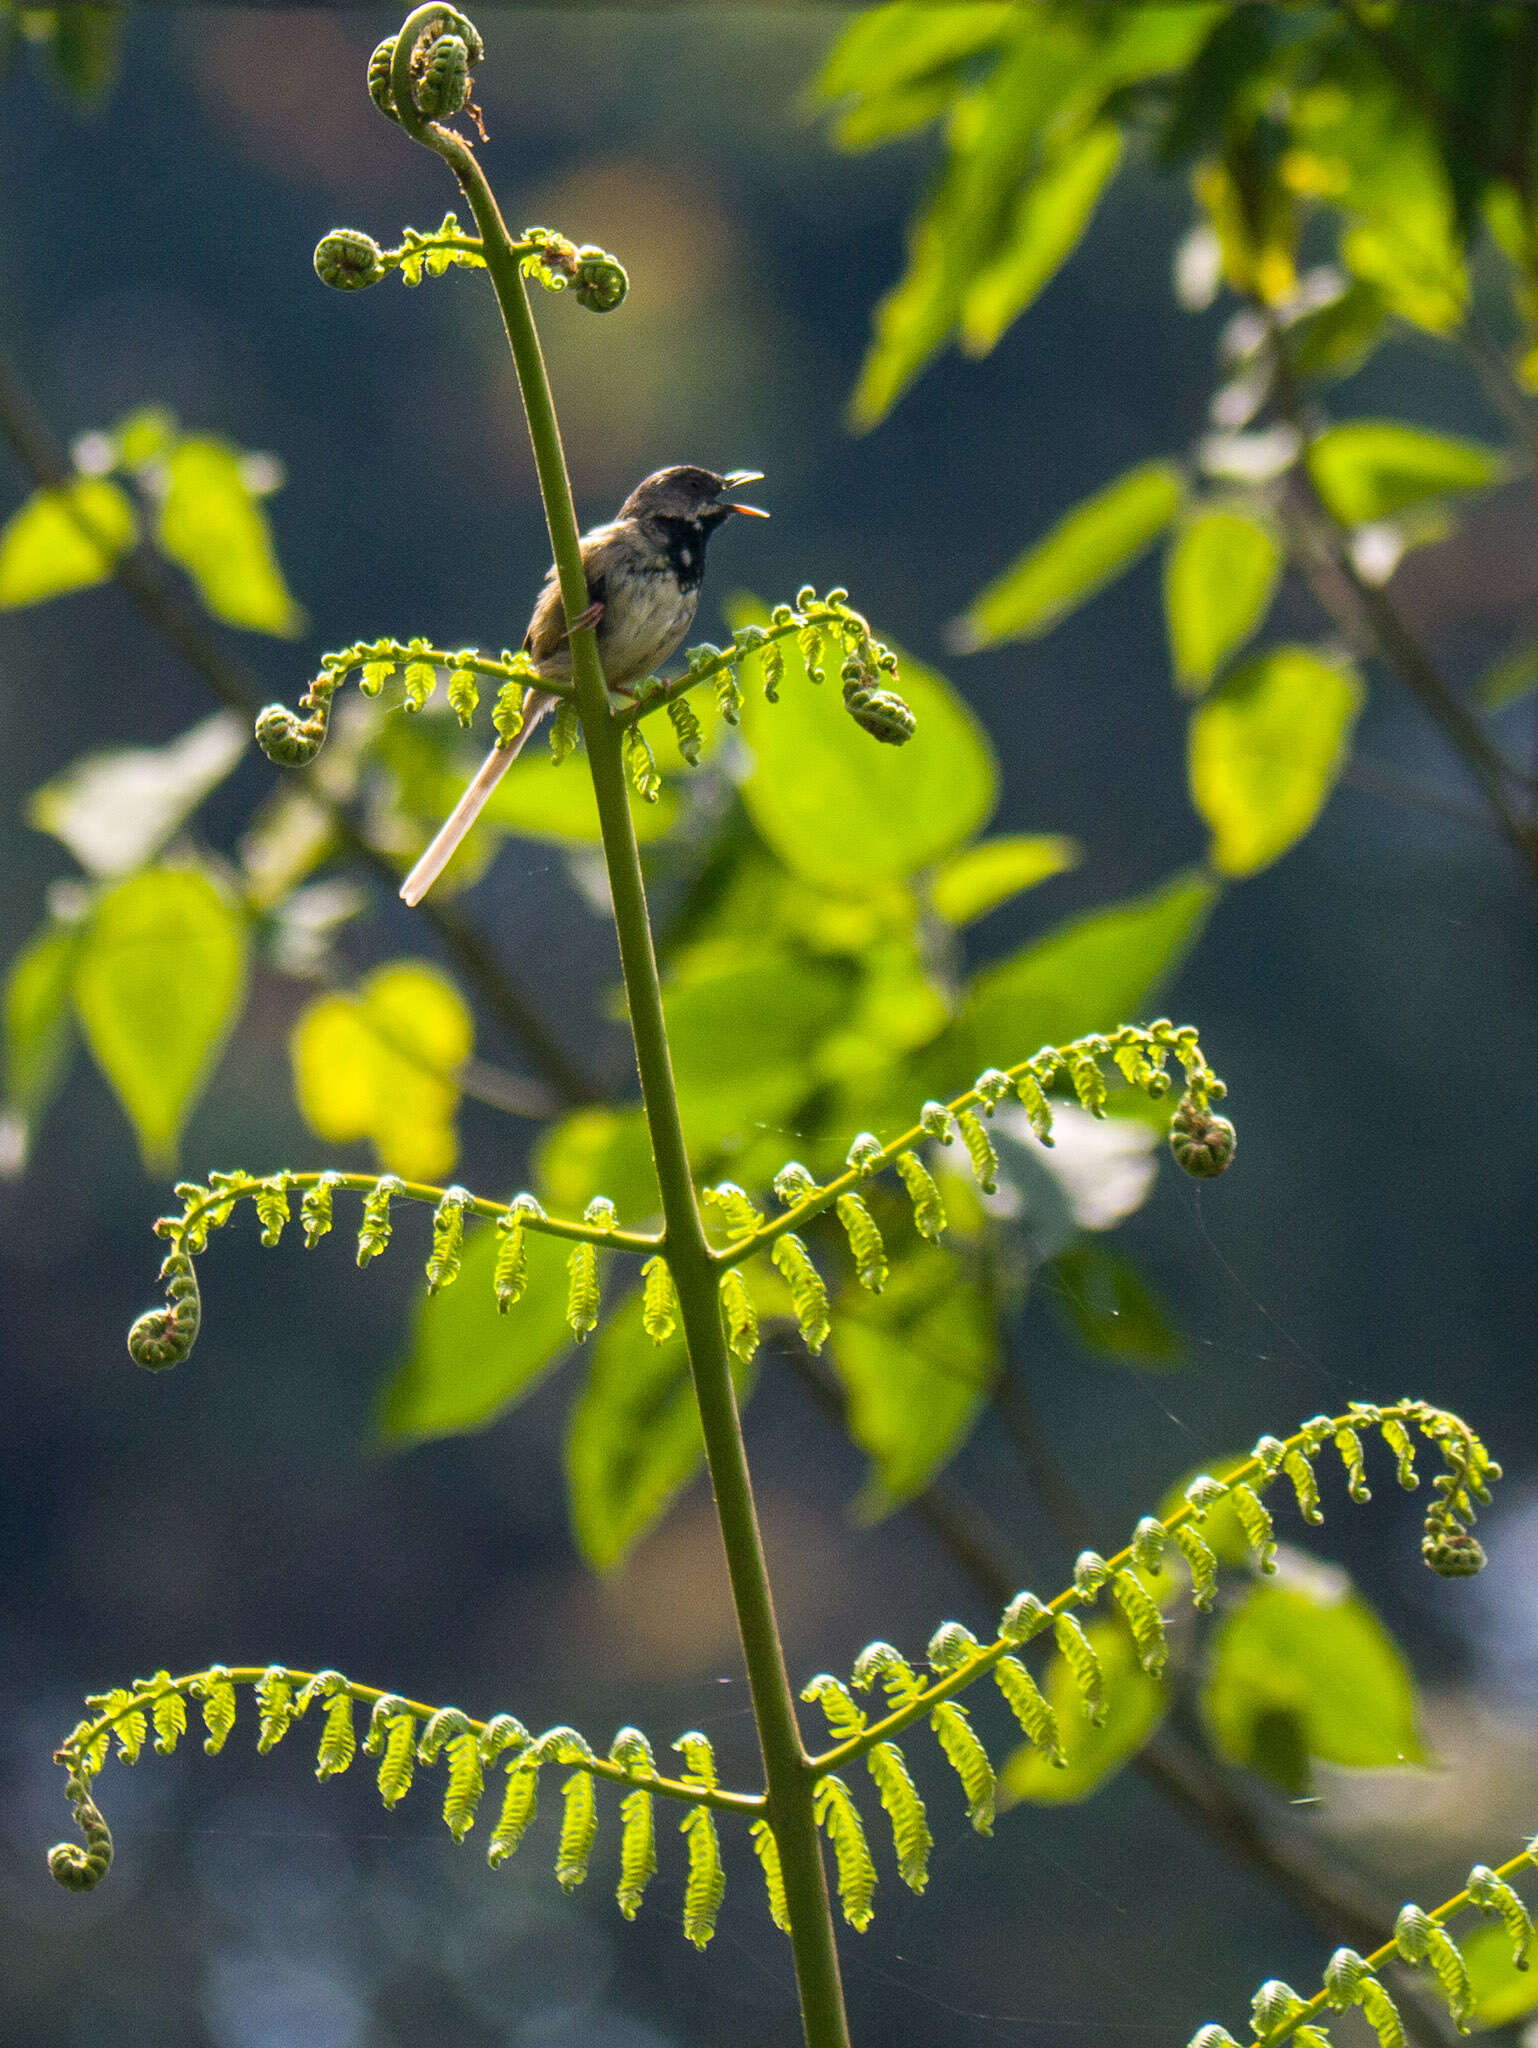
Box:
1050;1241;1184;1370
291;960;471;1182
1163;507;1282;694
155;437;302;636
379;1222;572;1444
72;868;247;1169
1306;422;1505;527
27;711;246;877
732;597;997;890
2;921;79;1164
1201;1578;1424;1794
0;477;136;607
1189;645;1363;877
961;123;1122;355
566;1288;756;1570
1002;1620;1165;1805
958;461;1185;647
831;1246;996;1518
951;868;1217;1078
1462;1921;1538;2030
929;834;1079;925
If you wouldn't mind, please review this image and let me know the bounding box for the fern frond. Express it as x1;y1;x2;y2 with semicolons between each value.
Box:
802;1673;867;1743
557;1770;598;1888
1196;1849;1538;2048
191;1667;236;1755
955;1110;998;1193
623;722;661;803
806;1403;1500;1783
770;1233;831;1352
566;1240;600;1339
1052;1614;1105;1723
814;1775;877;1930
489;1760;541;1867
128;1172;654;1370
835;1192;887;1292
617;1788;656;1918
425;1186;471;1293
894;1151;947;1241
254;1175;290;1246
993;1656;1064;1766
719;1267;760;1363
751;1817;790;1932
726;1023;1232;1277
641;1254;678;1343
930;1702;994;1833
680;1803;725;1949
865;1741;930;1892
316;1692;357;1780
50;1666;760;1907
1109;1569;1167;1677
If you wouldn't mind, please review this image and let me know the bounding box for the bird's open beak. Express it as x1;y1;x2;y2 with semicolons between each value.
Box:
721;469;769;517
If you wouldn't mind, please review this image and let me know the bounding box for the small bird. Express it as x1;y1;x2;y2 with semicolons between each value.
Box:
399;464;768;906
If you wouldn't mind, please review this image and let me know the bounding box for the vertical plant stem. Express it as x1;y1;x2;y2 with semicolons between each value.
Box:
424;119;852;2048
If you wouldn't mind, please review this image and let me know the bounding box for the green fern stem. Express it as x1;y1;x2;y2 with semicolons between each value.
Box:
808;1399;1497;1777
416;85;855;2048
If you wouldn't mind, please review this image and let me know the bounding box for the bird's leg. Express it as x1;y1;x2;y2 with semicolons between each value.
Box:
555;599;604;643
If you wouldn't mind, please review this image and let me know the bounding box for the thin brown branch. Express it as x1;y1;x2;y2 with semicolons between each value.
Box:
0;343;599;1106
1257;313;1538;876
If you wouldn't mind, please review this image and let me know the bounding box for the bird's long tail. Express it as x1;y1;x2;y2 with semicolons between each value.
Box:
398;690;556;906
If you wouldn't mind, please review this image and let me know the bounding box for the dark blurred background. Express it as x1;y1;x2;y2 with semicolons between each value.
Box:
2;9;1536;2048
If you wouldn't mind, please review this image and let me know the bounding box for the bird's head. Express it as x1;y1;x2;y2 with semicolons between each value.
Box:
619;465;769;532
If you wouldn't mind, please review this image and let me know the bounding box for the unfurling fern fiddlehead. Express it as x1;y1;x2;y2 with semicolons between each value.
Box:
1191;1845;1538;2048
126;1170;654;1370
49;1664;760;1941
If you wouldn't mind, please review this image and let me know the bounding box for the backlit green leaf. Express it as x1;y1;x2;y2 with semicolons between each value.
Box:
1050;1241;1184;1370
1461;1921;1538;2030
831;1245;996;1518
1163;507;1281;694
379;1222;572;1444
733;598;996;890
1002;1620;1165;1805
665;955;858;1154
960;122;1122;355
155;437;302;636
566;1288;755;1570
1201;1578;1424;1794
72;868;247;1169
2;921;78;1166
1189;646;1363;877
929;834;1079;925
292;960;471;1182
0;476;136;607
951;869;1217;1079
27;711;246;877
1306;422;1505;527
958;462;1185;647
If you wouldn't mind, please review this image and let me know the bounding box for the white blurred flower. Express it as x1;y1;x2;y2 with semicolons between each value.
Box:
1174;222;1223;312
993;1101;1159;1231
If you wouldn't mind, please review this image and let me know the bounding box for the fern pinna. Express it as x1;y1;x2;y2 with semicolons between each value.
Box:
46;13;1520;2048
